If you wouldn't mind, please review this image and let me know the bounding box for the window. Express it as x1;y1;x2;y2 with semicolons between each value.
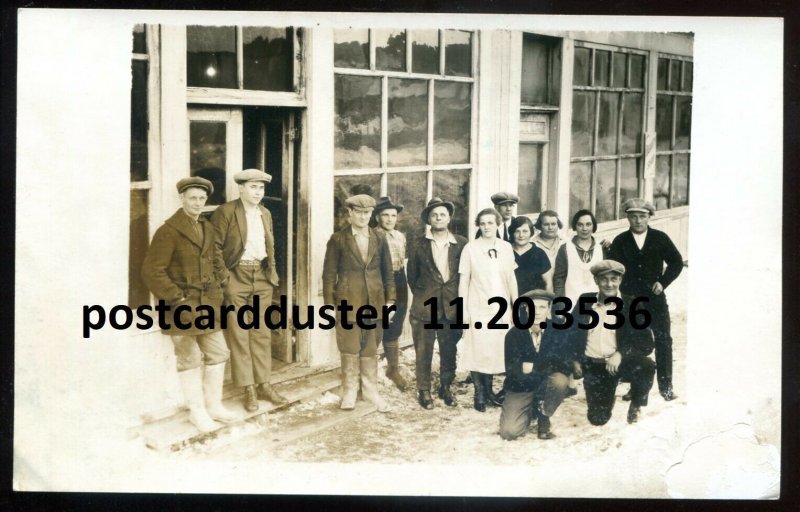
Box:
569;43;646;223
655;55;692;210
333;29;474;237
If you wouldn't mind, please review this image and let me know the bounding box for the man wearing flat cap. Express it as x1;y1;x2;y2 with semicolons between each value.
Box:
142;177;239;432
561;260;656;425
474;192;519;241
406;197;468;409
323;194;396;413
499;289;572;441
608;198;684;401
210;168;288;413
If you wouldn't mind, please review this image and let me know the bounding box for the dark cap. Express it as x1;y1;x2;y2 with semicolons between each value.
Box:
520;289;556;302
491;192;520;206
590;260;626;277
176;176;214;195
234;168;273;184
420;197;455;224
374;196;404;214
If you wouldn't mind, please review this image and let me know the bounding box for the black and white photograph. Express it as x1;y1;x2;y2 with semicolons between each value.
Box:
13;9;782;498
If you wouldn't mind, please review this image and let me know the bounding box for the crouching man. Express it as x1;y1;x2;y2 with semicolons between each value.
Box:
499;289;571;440
142;177;240;432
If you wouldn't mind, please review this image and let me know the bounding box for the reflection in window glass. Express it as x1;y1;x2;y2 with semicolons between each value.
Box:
132;24;146;54
129;189;150;308
620;92;643;154
187;26;238;89
656;95;673;151
620;158;639;214
334;75;382;169
675;96;692;150
570;91;595;157
629;54;645;88
334;29;369;69
518;144;543;213
573;47;591;86
333;174;382;230
412;30;439;74
433;82;471;165
444;30;471;77
131;60;149;182
654;155;671;211
595;160;617;223
243;27;292;91
569;162;592;219
597;92;619;156
594;50;610;87
190;121;227;206
657;58;669;91
669;60;681;91
672;154;689;207
521;36;550;105
432;169;470;238
387;172;428;238
683;61;693;92
612;52;626;88
388;79;428;167
375;29;406;72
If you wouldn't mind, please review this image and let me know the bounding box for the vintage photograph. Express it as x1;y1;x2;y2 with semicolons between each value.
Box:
14;10;782;498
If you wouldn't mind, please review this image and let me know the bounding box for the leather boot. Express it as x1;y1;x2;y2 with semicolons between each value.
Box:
203;363;241;423
360;356;391;412
438;382;457;407
243;384;259;412
257;382;289;406
340;354;360;410
485;374;505;406
178;367;218;432
471;371;486;412
418;390;434;409
383;340;408;391
627;403;642;424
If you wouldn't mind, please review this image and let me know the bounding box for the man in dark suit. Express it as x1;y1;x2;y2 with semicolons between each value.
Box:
563;260;656;425
210;169;288;413
406;197;468;409
608;198;684;401
322;194;396;413
474;192;518;241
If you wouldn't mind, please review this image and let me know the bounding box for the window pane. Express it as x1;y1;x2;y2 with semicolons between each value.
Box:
683;61;693;92
334;29;369;69
595;160;617;223
518;144;543;213
444;30;471;77
611;52;626;88
620;92;643;154
388;78;428;167
334;74;381;169
433;82;471;165
570;91;595;157
132;24;146;54
573;47;591;86
620;158;639;213
629;54;645;88
387;171;428;238
597;92;619;156
334;174;382;230
130;60;149;182
190;121;227;206
656;95;673;151
675;95;692;150
654;155;671;211
375;29;406;72
521;36;550;105
242;27;292;92
129;189;150;308
569;162;592;220
594;50;610;87
657;58;669;91
432;169;470;238
669;60;682;91
672;154;689;207
187;26;238;89
412;30;439;74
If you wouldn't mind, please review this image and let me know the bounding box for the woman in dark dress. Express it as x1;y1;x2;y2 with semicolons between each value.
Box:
509;216;552;295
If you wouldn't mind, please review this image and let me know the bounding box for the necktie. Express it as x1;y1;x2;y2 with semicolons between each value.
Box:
503;223;508;241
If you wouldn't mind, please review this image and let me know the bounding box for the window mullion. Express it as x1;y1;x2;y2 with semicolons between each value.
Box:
428;79;435;165
439;30;446;76
369;29;376;71
406;29;413;73
236;26;244;89
381;75;389;169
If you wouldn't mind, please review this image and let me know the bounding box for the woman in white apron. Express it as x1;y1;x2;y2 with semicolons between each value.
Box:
553;209;607;308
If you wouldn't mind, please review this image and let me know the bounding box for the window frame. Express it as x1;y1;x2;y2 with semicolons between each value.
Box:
655;52;692;210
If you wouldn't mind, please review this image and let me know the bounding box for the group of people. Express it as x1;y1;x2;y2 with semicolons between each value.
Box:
142;167;685;442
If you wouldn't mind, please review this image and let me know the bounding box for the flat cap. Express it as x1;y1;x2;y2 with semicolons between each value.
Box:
590;259;626;277
622;198;655;215
234;168;273;184
520;289;556;302
345;194;376;209
491;192;520;206
374;196;404;214
176;176;214;195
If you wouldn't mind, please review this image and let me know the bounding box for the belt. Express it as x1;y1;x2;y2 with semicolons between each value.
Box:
585;357;609;365
238;259;262;266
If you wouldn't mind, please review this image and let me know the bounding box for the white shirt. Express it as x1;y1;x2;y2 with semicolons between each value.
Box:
351;226;371;261
426;230;457;282
632;228;648;250
240;206;268;261
584;294;620;359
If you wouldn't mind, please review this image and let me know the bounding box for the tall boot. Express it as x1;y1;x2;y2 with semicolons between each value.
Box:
340;354;360;410
471;371;486;412
360;356;391;413
178;367;218;433
203;363;241;423
383;339;408;391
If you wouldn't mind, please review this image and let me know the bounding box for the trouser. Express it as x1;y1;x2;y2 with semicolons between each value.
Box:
410;316;460;391
381;269;408;343
223;264;274;388
648;293;674;391
336;318;380;357
498;372;570;440
170;331;230;371
582;355;655;426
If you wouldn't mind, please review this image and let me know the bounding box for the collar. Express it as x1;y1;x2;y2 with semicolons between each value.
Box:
594;292;620;309
181;209;203;223
239;200;262;215
425;229;457;244
351;226;371;237
571;235;596;250
632;228;648;238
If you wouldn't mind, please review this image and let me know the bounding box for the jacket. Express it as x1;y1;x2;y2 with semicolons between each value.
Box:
405;231;468;322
